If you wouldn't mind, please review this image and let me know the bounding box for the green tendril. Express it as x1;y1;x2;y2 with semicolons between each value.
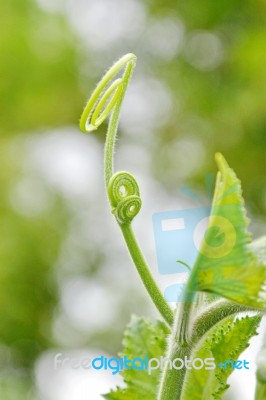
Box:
108;171;142;224
80;54;173;327
79;53;137;187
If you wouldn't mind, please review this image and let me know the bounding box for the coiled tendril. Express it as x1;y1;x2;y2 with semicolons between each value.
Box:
79;54;174;328
80;53;140;223
79;53;136;133
108;171;141;224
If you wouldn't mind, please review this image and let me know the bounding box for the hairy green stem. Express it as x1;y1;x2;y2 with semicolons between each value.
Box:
191;299;259;345
157;288;195;400
157;272;257;399
158;342;190;400
120;224;173;327
103;56;135;187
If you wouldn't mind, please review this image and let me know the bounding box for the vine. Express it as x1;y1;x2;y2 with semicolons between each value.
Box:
80;53;173;327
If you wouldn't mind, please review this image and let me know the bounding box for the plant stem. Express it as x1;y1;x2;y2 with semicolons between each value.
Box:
157;342;190;400
158;286;261;399
157;287;195;400
255;383;266;400
104;56;135;187
191;299;259;345
120;224;174;327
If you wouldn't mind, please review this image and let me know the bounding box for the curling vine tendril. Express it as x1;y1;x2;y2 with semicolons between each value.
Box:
80;53;137;188
108;171;141;225
80;54;173;327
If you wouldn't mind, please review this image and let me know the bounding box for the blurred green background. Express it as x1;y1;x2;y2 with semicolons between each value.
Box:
1;0;265;399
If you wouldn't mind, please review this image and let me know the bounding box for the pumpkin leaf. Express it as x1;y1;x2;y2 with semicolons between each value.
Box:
190;153;266;309
103;316;168;400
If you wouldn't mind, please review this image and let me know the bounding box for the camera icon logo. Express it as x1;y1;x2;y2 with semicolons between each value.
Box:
153;206;211;302
152;199;240;302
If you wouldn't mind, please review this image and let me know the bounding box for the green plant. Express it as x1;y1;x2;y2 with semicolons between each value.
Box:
80;54;266;400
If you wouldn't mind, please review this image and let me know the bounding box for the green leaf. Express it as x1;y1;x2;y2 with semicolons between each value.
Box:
103;316;168;400
181;315;261;400
190;153;266;309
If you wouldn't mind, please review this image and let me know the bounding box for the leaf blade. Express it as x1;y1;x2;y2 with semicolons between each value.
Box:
181;315;261;400
103;316;168;400
191;153;266;309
